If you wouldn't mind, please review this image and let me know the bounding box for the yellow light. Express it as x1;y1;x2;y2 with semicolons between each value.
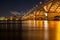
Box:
5;18;8;20
16;18;18;20
50;2;59;12
56;7;60;12
44;2;52;12
10;17;13;20
56;21;60;40
0;17;5;20
36;20;44;30
0;18;4;20
48;21;55;28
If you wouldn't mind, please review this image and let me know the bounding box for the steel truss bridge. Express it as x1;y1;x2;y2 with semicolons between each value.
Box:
21;0;60;21
0;0;60;21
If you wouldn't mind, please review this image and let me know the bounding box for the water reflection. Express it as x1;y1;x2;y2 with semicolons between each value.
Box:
22;20;44;40
56;21;60;40
48;21;60;40
0;20;60;40
22;30;44;40
22;20;60;40
0;32;21;40
22;20;44;30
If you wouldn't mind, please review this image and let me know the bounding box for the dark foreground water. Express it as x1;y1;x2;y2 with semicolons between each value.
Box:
0;30;56;40
22;30;44;40
0;20;60;40
0;31;21;40
0;30;44;40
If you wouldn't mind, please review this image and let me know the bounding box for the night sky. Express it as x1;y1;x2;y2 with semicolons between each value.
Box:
0;0;50;16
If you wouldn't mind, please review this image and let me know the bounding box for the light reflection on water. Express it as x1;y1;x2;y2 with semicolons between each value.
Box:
22;20;60;40
22;30;44;40
22;20;44;30
0;20;60;40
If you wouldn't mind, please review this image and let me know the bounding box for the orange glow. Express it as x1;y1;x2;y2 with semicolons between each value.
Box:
56;6;60;12
0;17;5;20
56;21;60;40
10;17;13;20
5;18;8;20
36;20;44;30
48;21;56;28
43;2;52;12
50;2;59;12
16;18;19;20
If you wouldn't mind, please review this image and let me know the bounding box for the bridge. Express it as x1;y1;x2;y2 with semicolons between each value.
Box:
0;0;60;21
21;0;60;20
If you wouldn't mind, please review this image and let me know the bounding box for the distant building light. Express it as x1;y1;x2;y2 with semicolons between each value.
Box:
40;2;42;4
0;17;5;20
36;5;38;7
5;18;8;20
16;18;19;20
33;7;36;9
10;17;13;20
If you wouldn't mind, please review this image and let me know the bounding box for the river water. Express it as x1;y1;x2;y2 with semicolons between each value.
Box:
0;20;60;40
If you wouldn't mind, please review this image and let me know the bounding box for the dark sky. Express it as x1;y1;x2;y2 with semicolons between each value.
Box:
0;0;50;16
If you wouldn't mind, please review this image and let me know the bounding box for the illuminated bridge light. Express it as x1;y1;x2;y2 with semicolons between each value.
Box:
43;2;52;12
49;2;59;12
56;6;60;13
